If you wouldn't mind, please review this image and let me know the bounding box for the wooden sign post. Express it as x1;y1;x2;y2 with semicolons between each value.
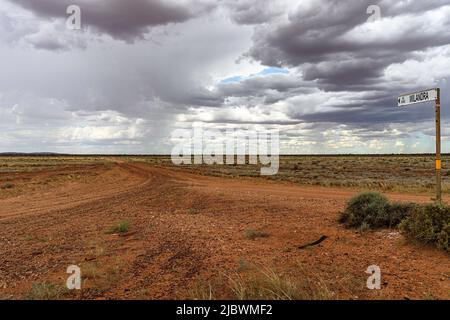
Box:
398;88;442;203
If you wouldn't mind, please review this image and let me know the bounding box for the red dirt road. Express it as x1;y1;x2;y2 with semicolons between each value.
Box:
0;161;449;299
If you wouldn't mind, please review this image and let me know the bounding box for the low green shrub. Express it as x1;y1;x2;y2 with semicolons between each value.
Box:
340;192;449;252
399;204;450;252
106;220;130;234
340;192;415;229
339;192;390;229
387;202;417;227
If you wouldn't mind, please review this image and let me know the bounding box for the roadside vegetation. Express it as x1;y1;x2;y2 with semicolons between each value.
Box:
0;156;111;200
340;192;449;252
4;155;450;196
0;156;107;173
339;192;414;229
400;204;449;252
25;282;69;300
191;264;334;300
106;220;130;234
128;155;450;195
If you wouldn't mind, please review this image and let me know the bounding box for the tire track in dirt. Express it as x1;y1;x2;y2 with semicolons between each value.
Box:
0;162;210;299
0;162;152;221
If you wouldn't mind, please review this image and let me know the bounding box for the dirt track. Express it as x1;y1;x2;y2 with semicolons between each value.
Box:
0;161;449;300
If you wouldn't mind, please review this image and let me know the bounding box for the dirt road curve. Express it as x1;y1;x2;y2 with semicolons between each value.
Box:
0;162;448;299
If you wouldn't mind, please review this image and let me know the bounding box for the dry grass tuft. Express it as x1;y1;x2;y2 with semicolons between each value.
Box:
106;220;130;234
191;264;334;300
25;282;69;300
245;230;270;240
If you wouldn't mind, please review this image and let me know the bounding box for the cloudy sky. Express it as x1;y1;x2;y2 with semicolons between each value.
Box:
1;0;450;154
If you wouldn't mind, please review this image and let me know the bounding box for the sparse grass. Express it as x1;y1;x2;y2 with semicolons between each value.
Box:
0;293;14;300
190;282;217;300
1;182;14;189
227;269;301;300
191;264;334;300
0;156;108;173
80;260;124;293
24;234;48;242
81;262;99;280
187;208;199;215
0;156;111;200
238;259;252;271
25;282;68;300
245;230;270;240
423;291;438;300
127;155;450;195
24;235;34;241
93;265;122;292
4;155;450;195
106;220;130;234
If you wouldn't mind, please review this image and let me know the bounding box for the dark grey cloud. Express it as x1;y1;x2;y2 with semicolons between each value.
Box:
10;0;212;42
302;58;385;87
224;0;285;25
386;1;450;16
247;0;450;89
173;87;224;107
216;72;315;105
185;0;448;141
175;71;316;108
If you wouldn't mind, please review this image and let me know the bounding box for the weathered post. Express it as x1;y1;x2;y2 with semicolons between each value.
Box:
398;88;442;203
435;88;441;204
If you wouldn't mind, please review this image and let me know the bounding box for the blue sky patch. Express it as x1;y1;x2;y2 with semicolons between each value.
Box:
220;67;289;84
220;75;244;84
257;67;289;76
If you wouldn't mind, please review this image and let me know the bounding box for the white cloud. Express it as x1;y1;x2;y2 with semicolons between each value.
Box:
1;0;450;154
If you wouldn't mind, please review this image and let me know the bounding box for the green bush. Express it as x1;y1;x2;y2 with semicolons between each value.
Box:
387;202;417;227
340;192;449;252
340;192;415;229
400;204;450;252
339;192;389;229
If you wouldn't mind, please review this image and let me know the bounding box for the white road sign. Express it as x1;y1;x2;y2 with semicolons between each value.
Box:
398;88;438;107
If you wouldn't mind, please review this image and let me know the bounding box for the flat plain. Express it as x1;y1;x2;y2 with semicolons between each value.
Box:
0;156;448;300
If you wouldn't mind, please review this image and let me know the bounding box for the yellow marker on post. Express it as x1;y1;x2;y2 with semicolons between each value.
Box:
436;160;441;170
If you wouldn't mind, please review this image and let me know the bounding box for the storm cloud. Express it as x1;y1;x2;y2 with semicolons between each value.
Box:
9;0;209;42
0;0;450;154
